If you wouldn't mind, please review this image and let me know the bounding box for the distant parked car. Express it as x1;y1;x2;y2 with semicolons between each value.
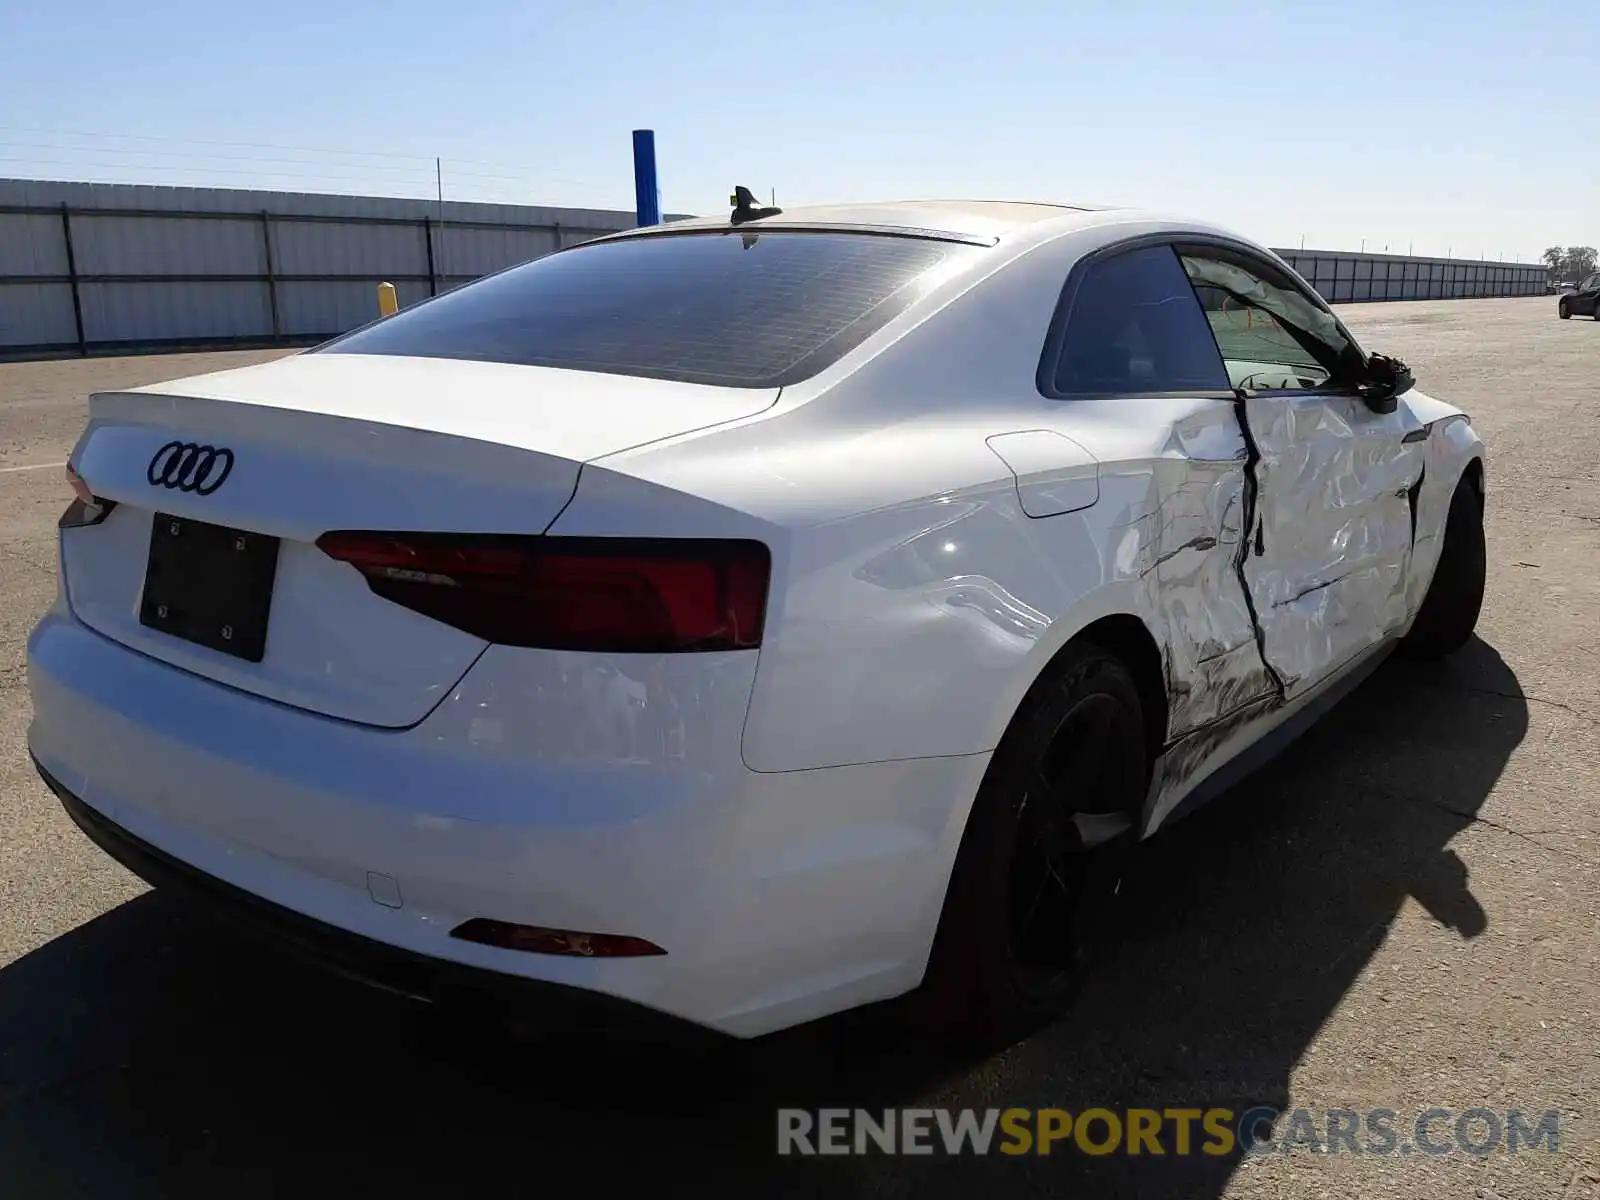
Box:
1558;275;1598;317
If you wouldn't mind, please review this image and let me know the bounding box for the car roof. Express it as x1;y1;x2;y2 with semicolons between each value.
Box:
606;198;1128;245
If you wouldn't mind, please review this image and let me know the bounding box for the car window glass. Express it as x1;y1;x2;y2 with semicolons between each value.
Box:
1053;245;1229;395
1179;251;1361;392
320;232;977;389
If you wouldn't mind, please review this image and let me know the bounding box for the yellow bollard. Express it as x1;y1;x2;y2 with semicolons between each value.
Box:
377;282;399;317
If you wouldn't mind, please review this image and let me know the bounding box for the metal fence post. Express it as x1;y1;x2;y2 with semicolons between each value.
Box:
260;210;281;341
59;203;86;355
632;129;661;227
423;215;438;296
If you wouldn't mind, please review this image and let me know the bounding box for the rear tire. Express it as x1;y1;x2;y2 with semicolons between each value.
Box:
912;643;1148;1046
1401;476;1486;659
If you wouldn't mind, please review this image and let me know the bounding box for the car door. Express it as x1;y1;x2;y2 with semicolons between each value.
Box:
1581;273;1600;316
1176;244;1428;698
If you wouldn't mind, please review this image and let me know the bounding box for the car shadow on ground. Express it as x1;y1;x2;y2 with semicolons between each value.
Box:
0;638;1525;1199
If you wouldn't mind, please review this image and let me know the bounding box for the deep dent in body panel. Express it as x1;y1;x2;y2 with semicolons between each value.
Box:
1145;393;1436;830
1146;405;1277;741
1240;393;1425;697
1137;401;1281;824
1145;691;1279;827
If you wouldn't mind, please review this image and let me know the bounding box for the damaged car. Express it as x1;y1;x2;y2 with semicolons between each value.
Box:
27;196;1486;1044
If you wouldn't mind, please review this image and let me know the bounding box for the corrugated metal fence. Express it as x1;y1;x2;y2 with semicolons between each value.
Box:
1275;249;1545;303
0;178;1549;360
0;179;647;358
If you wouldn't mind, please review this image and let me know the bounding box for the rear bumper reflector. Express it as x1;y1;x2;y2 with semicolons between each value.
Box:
450;918;666;958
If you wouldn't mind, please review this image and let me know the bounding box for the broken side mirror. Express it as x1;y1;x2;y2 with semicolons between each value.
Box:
1358;353;1414;414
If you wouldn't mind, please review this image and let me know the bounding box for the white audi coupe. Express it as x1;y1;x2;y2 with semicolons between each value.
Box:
27;197;1486;1041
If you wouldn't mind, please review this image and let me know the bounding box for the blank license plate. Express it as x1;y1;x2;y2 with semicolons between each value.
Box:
139;513;280;663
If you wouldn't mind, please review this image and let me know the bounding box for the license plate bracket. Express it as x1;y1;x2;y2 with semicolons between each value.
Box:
139;513;280;663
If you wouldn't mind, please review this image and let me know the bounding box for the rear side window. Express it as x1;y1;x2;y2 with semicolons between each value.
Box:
1048;245;1229;396
320;231;976;388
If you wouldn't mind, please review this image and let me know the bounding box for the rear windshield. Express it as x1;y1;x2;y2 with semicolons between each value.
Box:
320;230;978;388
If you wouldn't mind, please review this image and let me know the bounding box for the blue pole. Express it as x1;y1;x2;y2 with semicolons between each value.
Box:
632;129;661;227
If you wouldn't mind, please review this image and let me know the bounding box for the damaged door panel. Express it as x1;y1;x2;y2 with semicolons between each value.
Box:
1237;391;1427;695
1139;390;1426;833
1150;402;1277;736
1173;243;1429;699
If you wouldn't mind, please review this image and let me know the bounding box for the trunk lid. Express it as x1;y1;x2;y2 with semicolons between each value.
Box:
61;353;777;727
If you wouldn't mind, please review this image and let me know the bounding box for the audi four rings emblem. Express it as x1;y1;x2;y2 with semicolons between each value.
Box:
146;441;234;495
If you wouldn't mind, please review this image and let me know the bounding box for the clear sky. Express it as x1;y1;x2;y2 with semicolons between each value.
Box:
2;0;1594;260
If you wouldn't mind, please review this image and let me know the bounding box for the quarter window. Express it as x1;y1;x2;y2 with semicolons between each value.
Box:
1050;245;1229;395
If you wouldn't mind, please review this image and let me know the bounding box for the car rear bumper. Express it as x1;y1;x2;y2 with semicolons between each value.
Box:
27;605;990;1037
35;755;716;1042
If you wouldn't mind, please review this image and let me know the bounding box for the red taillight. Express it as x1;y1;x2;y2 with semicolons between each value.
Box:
315;532;770;653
